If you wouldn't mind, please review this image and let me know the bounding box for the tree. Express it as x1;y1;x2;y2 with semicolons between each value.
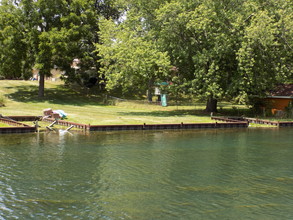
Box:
235;0;293;104
19;0;100;98
3;0;291;104
144;0;242;111
127;0;292;111
96;11;171;100
0;0;28;79
0;0;120;98
97;0;241;110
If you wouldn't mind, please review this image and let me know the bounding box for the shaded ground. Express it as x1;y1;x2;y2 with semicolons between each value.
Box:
5;84;105;106
0;80;255;125
119;109;210;117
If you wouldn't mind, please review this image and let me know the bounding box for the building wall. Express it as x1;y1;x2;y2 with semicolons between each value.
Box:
265;98;292;114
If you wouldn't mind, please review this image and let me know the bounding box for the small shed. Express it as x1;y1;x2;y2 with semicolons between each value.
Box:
265;84;293;114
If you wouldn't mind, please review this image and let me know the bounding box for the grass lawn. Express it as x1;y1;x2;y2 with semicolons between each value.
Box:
0;122;11;127
0;80;216;125
1;80;278;126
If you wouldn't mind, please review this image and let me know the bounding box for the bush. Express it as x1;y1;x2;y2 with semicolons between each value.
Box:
248;97;273;117
285;101;293;118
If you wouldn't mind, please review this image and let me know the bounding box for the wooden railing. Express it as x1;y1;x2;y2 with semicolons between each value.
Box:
0;117;37;133
42;117;89;130
213;116;293;127
0;117;30;127
6;116;42;121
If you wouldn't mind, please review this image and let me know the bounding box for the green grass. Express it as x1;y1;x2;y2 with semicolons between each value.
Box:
2;80;287;127
0;80;215;125
249;123;277;128
0;122;11;127
259;118;293;122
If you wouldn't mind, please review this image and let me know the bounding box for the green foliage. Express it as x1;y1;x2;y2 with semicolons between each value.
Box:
285;101;293;118
96;0;292;111
155;0;241;104
235;0;293;102
96;15;171;95
0;0;28;79
1;0;292;105
0;0;120;97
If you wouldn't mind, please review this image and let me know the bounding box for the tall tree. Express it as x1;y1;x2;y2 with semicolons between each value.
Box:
96;8;171;99
0;0;120;98
235;0;293;103
154;0;245;111
0;0;28;79
19;0;99;98
116;0;293;111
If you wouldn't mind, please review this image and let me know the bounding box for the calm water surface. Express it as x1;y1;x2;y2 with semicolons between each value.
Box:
0;128;292;219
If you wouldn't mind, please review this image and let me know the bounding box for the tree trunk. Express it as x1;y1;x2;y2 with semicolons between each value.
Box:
205;97;218;112
147;90;153;102
38;73;45;98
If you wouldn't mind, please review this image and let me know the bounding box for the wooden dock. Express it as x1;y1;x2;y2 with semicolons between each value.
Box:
0;117;30;127
211;116;246;123
42;117;89;130
0;117;37;134
243;117;293;127
213;116;293;127
3;114;293;134
0;126;37;134
6;116;42;121
277;121;293;127
89;121;248;131
42;117;248;131
244;118;279;126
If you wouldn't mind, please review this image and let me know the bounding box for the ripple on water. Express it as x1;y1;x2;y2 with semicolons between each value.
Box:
0;130;293;219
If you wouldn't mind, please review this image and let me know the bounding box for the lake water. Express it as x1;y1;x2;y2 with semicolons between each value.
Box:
0;128;292;219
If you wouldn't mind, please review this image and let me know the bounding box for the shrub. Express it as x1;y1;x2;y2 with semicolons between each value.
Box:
285;101;293;118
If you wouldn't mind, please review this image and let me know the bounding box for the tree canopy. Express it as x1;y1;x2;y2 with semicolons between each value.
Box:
1;0;292;109
96;0;292;111
96;15;170;99
0;0;120;97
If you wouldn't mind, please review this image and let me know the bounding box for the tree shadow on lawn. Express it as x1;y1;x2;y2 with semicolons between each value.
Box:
6;84;105;106
119;108;253;118
119;109;211;118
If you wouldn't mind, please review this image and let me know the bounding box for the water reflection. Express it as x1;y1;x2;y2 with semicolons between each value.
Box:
0;128;292;219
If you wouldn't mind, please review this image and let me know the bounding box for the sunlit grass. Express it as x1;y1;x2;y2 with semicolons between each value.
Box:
0;122;11;127
0;80;213;125
249;123;277;128
2;80;286;126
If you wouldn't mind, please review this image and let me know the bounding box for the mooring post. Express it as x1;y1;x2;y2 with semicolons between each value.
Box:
34;120;40;132
66;125;74;131
46;120;57;131
48;120;57;127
